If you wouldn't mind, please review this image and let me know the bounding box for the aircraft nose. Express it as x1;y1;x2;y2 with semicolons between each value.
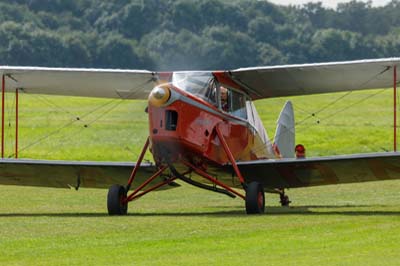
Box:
148;85;171;107
153;87;167;99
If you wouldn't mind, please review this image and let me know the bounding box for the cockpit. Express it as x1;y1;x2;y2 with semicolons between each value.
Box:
167;71;270;150
172;72;217;105
172;72;248;120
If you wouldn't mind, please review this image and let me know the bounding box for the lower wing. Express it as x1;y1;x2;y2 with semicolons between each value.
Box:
0;159;176;190
3;152;400;191
236;152;400;189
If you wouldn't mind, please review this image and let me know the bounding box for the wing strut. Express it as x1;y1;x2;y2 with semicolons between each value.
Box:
1;75;19;159
394;65;397;152
15;88;19;158
1;74;4;158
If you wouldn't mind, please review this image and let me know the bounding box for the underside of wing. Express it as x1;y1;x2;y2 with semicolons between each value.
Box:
235;152;400;189
0;159;175;190
0;67;156;99
229;58;400;100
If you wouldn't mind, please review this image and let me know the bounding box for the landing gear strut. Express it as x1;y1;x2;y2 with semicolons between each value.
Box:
107;137;177;216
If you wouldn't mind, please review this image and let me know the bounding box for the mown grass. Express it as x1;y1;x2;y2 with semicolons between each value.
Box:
3;88;396;160
1;89;400;265
1;181;400;266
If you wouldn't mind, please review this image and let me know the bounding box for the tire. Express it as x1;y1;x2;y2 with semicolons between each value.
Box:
245;182;265;214
107;184;128;215
280;195;290;207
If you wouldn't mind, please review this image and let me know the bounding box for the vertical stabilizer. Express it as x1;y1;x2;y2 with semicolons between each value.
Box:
274;101;295;158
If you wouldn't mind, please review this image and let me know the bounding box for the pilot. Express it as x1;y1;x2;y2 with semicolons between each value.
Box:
220;86;229;112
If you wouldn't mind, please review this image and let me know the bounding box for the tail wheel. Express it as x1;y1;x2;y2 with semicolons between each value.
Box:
280;194;291;207
245;182;265;214
107;184;128;215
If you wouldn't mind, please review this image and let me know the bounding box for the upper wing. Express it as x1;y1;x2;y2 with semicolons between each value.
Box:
2;58;400;100
0;67;156;99
0;159;176;190
229;58;400;100
235;152;400;189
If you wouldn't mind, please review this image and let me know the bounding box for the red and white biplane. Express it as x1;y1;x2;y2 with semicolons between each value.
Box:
0;58;399;214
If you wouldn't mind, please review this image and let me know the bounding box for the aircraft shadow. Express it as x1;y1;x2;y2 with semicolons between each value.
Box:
262;205;400;216
0;205;400;217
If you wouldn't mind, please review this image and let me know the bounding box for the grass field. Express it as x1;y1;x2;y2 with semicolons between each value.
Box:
1;89;400;265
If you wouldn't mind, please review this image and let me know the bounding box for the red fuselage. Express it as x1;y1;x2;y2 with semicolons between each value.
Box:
148;82;273;173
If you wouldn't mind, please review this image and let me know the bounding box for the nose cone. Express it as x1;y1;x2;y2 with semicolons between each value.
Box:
148;85;171;107
153;87;167;99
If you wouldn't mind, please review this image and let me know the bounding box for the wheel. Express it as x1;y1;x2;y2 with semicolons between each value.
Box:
245;182;265;214
107;184;128;215
280;195;291;207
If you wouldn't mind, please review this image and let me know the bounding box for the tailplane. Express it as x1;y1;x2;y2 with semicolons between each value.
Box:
274;101;295;158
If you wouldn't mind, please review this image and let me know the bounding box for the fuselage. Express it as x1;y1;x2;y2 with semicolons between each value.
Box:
147;71;276;174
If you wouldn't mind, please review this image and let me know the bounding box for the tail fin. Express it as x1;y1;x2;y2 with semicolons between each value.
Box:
274;101;295;158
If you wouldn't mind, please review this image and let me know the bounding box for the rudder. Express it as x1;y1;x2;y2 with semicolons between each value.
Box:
274;101;295;158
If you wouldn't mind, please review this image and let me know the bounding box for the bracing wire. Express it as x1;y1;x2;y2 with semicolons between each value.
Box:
292;103;314;115
40;98;140;158
12;79;151;157
318;89;386;121
10;68;394;159
234;86;390;158
268;66;393;147
27;93;83;122
267;91;354;146
297;122;392;128
253;90;391;157
295;91;353;126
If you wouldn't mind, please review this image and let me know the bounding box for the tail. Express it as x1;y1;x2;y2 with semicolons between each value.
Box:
273;101;295;158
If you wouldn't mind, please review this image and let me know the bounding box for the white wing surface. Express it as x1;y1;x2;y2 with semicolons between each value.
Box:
0;67;155;99
2;58;400;100
230;58;400;100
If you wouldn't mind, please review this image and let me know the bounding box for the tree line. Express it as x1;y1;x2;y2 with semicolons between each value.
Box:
0;0;399;70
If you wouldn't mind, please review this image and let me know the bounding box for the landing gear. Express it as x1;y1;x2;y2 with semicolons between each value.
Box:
245;182;265;214
279;190;291;207
107;184;128;215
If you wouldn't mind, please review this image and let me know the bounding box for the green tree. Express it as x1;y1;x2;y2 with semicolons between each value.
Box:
0;0;399;70
257;43;288;65
310;28;363;62
248;17;278;44
95;33;145;69
200;26;260;69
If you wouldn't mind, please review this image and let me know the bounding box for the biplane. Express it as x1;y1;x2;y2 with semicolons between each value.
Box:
0;58;399;215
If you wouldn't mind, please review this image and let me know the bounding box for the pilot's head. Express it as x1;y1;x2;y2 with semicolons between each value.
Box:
220;86;228;101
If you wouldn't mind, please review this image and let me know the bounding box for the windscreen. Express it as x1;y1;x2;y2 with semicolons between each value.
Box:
172;72;217;105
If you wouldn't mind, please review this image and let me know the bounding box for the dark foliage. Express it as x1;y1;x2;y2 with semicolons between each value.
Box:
0;0;399;70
